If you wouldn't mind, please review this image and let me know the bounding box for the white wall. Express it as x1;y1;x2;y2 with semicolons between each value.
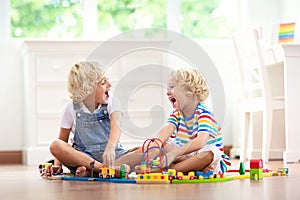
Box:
0;39;24;150
199;39;237;146
281;0;300;20
246;0;300;45
0;0;24;151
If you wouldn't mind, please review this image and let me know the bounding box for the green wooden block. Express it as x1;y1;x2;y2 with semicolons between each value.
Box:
250;168;263;180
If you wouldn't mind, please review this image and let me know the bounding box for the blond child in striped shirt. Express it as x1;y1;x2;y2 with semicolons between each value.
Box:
156;68;231;174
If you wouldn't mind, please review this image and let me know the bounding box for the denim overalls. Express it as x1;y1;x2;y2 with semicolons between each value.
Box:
72;102;127;163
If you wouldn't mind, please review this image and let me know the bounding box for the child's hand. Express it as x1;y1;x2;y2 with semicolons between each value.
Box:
103;142;116;168
146;148;160;161
161;151;178;168
41;165;62;179
51;165;63;175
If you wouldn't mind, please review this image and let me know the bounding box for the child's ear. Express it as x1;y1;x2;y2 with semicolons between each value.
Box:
186;91;193;96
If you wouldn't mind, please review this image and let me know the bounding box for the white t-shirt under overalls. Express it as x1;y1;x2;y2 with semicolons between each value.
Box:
59;98;127;163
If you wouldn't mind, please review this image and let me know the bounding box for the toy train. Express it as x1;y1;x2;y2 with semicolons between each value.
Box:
136;168;224;183
99;167;115;179
137;172;170;183
98;164;128;179
273;168;289;176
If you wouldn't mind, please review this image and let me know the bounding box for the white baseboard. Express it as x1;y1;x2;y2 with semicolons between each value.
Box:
230;147;284;160
283;151;300;163
22;147;53;165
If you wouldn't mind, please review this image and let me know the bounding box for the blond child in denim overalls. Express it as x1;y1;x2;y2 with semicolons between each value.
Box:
45;61;138;178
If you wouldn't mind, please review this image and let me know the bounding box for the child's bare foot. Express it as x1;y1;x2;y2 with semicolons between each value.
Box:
203;164;215;173
75;166;91;177
40;165;62;179
115;164;130;178
75;164;130;178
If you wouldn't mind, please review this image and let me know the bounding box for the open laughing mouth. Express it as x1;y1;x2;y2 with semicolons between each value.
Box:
169;97;177;107
105;91;109;98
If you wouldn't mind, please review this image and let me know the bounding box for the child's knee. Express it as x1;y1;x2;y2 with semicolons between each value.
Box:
197;151;213;164
49;139;63;156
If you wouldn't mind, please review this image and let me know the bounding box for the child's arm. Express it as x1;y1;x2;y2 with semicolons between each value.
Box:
103;111;122;167
143;123;175;158
165;132;210;165
54;128;71;168
157;123;176;143
55;103;73;164
173;132;209;155
45;128;71;177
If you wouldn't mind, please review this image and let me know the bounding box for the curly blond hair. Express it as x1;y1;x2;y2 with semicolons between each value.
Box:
67;61;104;103
169;68;209;103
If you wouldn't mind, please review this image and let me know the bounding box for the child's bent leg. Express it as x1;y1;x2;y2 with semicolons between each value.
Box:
114;147;144;170
50;139;131;178
50;139;103;173
170;151;213;173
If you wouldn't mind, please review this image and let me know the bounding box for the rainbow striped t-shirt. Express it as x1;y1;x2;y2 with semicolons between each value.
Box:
167;103;231;173
167;103;220;147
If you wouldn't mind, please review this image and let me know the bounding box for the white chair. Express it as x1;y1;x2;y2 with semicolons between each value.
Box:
232;28;285;163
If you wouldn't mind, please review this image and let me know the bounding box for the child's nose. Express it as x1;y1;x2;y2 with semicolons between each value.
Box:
166;89;171;95
107;80;112;87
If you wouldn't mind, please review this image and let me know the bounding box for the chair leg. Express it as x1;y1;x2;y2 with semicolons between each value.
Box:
261;107;273;163
240;112;250;163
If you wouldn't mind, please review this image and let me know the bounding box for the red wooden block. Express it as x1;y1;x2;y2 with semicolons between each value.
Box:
250;159;263;169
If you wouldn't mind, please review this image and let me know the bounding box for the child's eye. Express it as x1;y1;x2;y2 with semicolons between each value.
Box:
100;77;109;85
168;85;174;89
